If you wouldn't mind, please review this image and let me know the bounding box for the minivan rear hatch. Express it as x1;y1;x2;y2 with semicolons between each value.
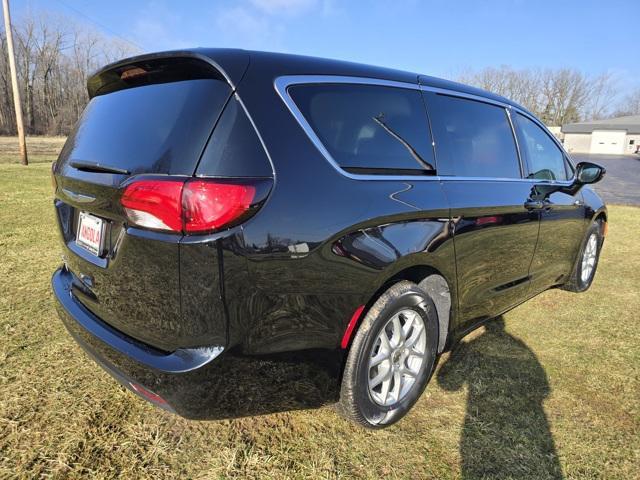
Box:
53;55;236;352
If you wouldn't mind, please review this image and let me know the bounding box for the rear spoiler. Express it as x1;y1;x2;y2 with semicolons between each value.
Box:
87;49;250;98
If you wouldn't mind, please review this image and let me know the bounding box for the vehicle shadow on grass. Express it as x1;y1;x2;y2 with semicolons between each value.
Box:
437;316;563;479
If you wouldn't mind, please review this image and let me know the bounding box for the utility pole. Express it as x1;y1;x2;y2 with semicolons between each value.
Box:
2;0;27;165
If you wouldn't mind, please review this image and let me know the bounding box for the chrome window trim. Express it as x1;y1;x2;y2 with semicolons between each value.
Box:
419;85;511;109
274;74;574;186
505;107;526;178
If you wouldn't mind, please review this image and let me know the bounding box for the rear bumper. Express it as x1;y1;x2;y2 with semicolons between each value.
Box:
52;267;342;419
52;267;224;374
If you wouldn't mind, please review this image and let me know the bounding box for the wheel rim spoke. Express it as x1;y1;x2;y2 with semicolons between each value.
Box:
391;370;402;402
403;366;418;378
405;323;424;350
379;329;392;352
401;311;415;339
370;364;391;389
391;315;404;347
370;349;389;368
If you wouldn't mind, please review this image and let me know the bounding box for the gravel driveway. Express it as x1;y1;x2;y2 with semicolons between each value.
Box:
570;154;640;205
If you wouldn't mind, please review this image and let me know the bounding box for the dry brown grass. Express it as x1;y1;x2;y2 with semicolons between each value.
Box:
0;158;638;478
0;136;66;165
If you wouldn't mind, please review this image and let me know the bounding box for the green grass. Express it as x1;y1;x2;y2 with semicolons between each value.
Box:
0;136;66;164
0;148;639;478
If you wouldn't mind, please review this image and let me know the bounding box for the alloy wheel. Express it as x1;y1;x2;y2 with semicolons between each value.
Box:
367;309;427;407
581;233;598;283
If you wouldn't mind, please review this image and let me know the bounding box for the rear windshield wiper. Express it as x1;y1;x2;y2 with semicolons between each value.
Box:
70;160;130;175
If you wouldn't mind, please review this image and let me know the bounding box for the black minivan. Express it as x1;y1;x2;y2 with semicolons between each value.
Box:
52;49;606;428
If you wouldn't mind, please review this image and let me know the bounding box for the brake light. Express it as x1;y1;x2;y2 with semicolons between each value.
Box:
121;180;184;232
121;178;258;234
183;181;255;233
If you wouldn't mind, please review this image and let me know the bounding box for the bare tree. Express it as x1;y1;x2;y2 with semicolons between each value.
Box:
584;72;618;120
456;66;619;125
610;88;640;117
0;10;139;136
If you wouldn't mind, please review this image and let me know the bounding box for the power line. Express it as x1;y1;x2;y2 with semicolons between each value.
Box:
52;0;145;51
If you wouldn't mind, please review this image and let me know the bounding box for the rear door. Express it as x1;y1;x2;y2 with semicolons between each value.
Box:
53;56;233;351
513;112;587;292
423;92;540;328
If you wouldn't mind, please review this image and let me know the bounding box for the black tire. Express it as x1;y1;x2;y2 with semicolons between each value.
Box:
338;281;439;428
562;219;604;292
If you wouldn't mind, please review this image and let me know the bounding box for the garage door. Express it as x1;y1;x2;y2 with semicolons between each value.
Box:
564;133;592;153
590;130;626;154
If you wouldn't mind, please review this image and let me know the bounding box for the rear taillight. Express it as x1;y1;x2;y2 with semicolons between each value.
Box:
121;178;262;234
182;181;255;233
121;180;184;231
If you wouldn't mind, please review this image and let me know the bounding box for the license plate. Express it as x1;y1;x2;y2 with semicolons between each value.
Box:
76;212;104;256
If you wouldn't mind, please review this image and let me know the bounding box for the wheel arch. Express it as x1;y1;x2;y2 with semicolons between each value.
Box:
594;209;607;224
353;264;454;355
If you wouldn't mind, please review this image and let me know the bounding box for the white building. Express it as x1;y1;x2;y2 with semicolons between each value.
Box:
562;115;640;155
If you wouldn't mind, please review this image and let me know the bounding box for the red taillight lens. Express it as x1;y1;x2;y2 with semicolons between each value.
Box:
121;178;258;234
183;180;255;233
121;180;184;232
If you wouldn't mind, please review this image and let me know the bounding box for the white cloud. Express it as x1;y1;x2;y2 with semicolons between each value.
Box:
132;2;193;51
215;6;285;49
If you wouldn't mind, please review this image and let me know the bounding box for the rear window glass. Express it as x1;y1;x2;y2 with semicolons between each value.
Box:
60;79;230;175
289;84;435;174
425;93;521;179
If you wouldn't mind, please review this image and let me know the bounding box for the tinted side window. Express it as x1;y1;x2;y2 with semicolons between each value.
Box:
289;84;435;174
197;97;272;177
425;93;521;178
515;113;568;181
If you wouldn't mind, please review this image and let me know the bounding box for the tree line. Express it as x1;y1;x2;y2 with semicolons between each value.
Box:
457;66;640;125
1;11;639;136
0;11;137;136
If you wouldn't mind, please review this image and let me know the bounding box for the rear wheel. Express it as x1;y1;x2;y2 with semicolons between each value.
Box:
338;281;438;428
562;220;604;292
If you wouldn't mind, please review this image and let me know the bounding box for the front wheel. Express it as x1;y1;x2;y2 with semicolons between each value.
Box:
338;281;439;428
562;220;604;292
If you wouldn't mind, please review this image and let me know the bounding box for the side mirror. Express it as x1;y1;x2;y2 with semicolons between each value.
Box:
554;161;606;196
575;161;605;185
530;161;606;199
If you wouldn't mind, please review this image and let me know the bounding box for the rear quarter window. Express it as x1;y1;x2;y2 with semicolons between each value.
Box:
288;83;435;175
196;96;273;178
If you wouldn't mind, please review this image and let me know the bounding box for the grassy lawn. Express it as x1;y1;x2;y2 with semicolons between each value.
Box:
0;145;639;478
0;136;66;165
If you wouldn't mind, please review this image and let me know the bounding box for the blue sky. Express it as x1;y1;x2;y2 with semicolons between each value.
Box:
10;0;640;94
